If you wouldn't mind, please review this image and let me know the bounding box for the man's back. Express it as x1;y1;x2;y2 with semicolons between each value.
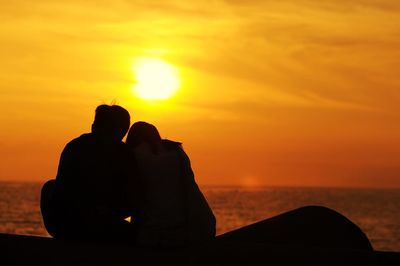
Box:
45;132;132;239
55;133;130;213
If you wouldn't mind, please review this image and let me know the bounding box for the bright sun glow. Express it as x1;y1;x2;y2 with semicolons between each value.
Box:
132;58;180;100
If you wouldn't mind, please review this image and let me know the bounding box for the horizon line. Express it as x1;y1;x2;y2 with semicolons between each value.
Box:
1;179;399;190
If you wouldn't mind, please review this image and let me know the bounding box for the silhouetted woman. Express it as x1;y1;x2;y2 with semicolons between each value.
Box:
126;122;216;247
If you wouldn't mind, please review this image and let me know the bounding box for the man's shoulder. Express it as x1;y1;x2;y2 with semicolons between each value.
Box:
67;133;92;144
64;133;93;149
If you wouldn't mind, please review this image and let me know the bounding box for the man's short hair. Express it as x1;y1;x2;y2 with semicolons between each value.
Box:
92;104;130;140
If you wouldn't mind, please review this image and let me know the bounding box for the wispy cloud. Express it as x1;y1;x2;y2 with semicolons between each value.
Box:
1;0;400;185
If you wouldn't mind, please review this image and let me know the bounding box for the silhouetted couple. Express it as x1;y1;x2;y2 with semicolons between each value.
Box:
41;105;215;246
41;104;373;251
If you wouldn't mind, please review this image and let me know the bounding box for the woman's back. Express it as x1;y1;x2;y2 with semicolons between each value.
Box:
131;140;215;247
133;141;186;227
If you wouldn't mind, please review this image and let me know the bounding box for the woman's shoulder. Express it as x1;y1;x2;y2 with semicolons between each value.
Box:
131;139;183;158
162;139;182;151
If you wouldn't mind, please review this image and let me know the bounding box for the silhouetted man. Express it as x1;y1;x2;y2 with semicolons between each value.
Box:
41;104;133;241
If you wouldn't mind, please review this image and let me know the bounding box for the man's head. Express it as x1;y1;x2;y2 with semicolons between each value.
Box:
91;104;130;141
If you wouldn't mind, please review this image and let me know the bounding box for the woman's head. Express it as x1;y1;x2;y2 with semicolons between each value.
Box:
126;121;162;150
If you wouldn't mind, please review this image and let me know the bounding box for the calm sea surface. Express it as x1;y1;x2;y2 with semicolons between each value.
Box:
0;182;399;251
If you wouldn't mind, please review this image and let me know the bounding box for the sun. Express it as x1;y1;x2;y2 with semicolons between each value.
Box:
132;58;180;100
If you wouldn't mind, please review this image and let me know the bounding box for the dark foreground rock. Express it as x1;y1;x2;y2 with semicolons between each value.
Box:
1;233;399;265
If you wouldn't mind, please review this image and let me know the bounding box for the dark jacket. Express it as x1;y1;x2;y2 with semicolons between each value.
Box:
132;140;216;246
52;133;132;237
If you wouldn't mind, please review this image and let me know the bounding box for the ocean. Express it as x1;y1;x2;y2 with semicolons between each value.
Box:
0;182;399;251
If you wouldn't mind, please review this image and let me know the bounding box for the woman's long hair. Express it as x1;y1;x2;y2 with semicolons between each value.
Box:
126;121;182;154
126;121;162;154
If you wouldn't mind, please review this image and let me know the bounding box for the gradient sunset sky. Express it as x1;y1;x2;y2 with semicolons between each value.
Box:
1;0;399;187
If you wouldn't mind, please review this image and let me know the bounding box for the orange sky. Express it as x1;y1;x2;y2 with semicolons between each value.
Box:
1;0;400;188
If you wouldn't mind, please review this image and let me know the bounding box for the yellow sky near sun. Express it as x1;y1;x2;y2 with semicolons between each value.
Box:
1;0;400;187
